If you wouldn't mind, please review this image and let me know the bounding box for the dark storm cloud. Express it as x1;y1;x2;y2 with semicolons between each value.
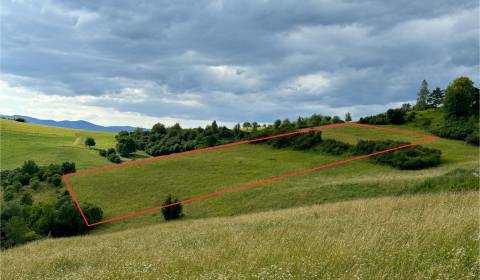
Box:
1;0;478;124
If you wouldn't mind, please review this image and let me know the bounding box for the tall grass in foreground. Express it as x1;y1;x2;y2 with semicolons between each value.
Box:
2;191;478;279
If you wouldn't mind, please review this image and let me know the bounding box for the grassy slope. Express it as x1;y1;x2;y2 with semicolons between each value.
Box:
0;119;116;170
2;192;478;280
67;124;478;233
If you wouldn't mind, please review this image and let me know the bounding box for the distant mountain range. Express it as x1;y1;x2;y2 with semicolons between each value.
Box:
1;115;141;132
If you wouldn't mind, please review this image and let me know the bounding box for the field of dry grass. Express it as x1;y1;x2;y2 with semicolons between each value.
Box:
2;191;478;280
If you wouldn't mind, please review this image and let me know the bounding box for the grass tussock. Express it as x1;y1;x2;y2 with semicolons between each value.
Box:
1;191;478;280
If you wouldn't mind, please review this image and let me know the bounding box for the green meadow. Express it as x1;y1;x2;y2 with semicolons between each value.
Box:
2;192;477;279
0;119;116;170
66;124;478;232
1;120;478;279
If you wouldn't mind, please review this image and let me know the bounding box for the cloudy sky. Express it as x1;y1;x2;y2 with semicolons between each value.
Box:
1;0;478;128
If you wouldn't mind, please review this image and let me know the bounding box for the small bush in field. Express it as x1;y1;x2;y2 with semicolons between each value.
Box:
61;162;76;174
84;137;96;148
161;194;183;221
98;149;107;157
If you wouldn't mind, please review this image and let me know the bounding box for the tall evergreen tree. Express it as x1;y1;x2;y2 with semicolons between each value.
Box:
233;123;241;135
211;120;219;133
345;112;352;121
415;80;430;110
428;87;445;108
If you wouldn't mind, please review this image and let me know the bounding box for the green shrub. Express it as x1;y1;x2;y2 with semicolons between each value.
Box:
107;152;122;164
1;170;13;188
82;203;103;225
20;193;33;206
386;108;406;124
430;119;473;140
358;113;387;124
319;139;354;155
22;160;39;175
389;146;441;170
41;164;62;181
51;198;103;237
12;182;22;192
106;148;116;156
465;132;479;146
28;203;56;235
355;140;441;170
116;138;137;156
47;174;62;187
3;190;14;201
4;216;38;248
291;131;322;150
15;172;32;186
161;195;183;221
98;149;107;157
29;177;41;190
61;162;76;174
84;137;96;148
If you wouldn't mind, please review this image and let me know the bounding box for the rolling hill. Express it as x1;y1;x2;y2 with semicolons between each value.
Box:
1;119;478;279
1;115;139;132
67;123;477;233
0;119;116;170
1;192;477;279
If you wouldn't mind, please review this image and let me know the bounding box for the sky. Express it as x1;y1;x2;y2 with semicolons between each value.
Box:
1;0;478;128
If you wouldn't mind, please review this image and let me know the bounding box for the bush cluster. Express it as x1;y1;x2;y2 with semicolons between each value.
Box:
318;139;354;155
359;106;411;125
98;148;122;163
1;161;102;249
264;131;323;150
355;140;441;170
1;192;103;248
1;160;76;201
429;117;479;146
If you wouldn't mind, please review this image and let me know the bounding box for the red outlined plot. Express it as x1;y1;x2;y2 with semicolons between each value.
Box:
63;122;438;227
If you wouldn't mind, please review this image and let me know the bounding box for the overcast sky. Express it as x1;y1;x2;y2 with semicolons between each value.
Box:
1;0;478;128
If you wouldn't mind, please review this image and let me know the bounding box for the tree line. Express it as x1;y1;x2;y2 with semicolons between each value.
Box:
110;113;345;159
359;77;479;145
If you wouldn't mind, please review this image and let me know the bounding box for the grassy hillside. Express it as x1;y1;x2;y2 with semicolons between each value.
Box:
66;124;478;232
2;192;477;279
0;119;116;170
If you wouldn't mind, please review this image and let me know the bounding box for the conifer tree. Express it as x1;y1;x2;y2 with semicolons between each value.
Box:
415;80;430;110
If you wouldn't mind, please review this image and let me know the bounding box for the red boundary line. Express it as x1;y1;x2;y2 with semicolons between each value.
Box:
63;122;438;227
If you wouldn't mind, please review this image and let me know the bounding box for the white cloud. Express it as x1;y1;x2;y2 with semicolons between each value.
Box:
284;72;332;95
1;0;478;124
0;80;232;128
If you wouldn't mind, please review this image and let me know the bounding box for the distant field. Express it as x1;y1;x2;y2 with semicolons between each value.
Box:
66;124;479;232
0;119;116;170
2;192;477;279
